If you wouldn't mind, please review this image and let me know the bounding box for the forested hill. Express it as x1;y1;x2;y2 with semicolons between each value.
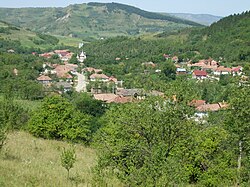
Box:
188;11;250;62
0;2;202;40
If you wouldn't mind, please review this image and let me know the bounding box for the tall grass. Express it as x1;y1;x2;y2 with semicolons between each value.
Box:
0;131;122;187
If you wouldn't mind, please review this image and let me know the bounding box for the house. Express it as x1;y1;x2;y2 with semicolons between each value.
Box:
189;59;219;70
116;88;145;100
189;100;206;108
192;70;208;79
196;102;228;112
55;82;72;93
109;76;118;83
93;94;118;103
172;56;179;63
54;50;74;62
176;68;187;75
163;54;170;59
39;52;54;58
93;94;132;104
90;73;109;82
142;62;156;68
83;67;102;74
213;66;232;76
232;66;243;76
54;65;75;79
37;75;52;85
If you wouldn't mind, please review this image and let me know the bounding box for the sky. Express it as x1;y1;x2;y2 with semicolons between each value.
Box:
0;0;249;17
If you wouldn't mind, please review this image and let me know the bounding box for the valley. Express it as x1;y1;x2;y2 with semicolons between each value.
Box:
0;2;250;187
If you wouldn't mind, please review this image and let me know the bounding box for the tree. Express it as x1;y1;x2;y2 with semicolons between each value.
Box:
61;146;76;179
94;97;195;186
28;95;92;143
162;61;176;81
225;87;250;185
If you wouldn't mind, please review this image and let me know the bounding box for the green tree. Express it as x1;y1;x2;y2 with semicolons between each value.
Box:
162;61;176;81
61;146;76;179
94;97;195;186
28;95;92;143
225;87;250;185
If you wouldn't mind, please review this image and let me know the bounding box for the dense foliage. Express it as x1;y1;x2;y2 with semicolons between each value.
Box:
94;96;249;186
188;11;250;62
0;52;44;100
28;95;92;143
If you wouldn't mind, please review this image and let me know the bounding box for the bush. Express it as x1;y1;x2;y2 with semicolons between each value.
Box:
28;96;92;143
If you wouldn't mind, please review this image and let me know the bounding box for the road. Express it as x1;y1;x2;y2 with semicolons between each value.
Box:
75;72;87;92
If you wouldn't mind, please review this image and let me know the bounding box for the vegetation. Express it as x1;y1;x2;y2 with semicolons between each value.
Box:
0;3;202;40
61;146;76;179
28;95;92;143
0;7;249;187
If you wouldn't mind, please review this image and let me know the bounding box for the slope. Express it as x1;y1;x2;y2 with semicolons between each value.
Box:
0;2;202;40
169;13;222;26
189;11;250;62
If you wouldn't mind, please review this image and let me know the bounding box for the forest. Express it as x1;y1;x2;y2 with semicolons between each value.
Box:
0;10;250;187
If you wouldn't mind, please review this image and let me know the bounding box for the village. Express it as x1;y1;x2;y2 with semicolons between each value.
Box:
35;48;248;122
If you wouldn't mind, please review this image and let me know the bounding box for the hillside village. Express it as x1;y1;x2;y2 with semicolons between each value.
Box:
34;47;249;122
1;3;250;186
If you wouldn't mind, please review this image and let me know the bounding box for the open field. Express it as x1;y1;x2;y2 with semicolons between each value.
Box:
0;131;122;187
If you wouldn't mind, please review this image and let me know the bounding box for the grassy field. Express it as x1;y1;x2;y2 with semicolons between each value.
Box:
0;131;122;187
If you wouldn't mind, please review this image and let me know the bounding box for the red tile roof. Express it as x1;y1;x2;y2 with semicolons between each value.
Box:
232;66;242;72
90;73;109;79
84;67;102;73
37;75;52;81
215;66;232;72
193;70;207;76
109;76;118;83
196;102;228;112
94;94;132;103
189;100;206;107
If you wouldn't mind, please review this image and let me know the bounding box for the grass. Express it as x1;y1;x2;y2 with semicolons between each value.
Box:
0;131;123;187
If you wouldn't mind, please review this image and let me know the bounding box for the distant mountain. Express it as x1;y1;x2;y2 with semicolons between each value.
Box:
168;13;222;26
0;2;203;40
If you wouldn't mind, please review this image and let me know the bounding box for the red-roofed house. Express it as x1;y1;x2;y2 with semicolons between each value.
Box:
37;75;52;85
189;100;206;107
232;66;243;76
94;94;132;103
214;66;232;76
90;73;109;82
109;76;118;83
192;70;208;79
196;102;228;112
83;67;102;74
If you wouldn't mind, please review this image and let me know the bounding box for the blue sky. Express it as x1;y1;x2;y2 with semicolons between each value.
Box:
0;0;249;16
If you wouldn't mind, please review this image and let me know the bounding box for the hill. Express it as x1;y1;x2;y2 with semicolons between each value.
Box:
169;13;222;25
0;131;122;186
0;20;81;50
188;11;250;62
0;2;202;40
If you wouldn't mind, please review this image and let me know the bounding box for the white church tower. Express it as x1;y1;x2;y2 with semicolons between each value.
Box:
77;51;86;63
